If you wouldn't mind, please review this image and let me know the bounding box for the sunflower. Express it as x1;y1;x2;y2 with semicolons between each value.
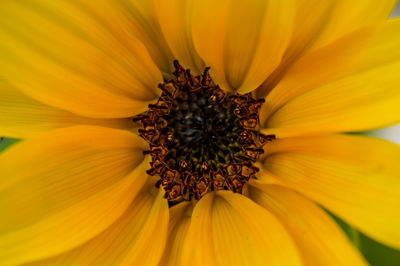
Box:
1;0;400;265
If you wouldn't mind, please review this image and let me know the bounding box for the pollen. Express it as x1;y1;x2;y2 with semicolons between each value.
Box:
133;61;275;205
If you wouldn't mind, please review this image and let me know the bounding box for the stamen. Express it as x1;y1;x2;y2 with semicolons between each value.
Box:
134;60;275;205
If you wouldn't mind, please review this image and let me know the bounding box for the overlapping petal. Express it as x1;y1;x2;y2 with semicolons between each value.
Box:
26;183;169;266
190;0;294;93
249;183;368;266
159;202;193;266
262;59;400;137
257;0;397;98
259;24;379;120
255;0;336;97
155;0;204;74
0;80;134;138
260;18;400;126
0;126;148;265
260;134;400;249
0;1;398;265
310;0;397;49
289;0;397;55
182;191;302;266
0;0;163;118
117;0;175;73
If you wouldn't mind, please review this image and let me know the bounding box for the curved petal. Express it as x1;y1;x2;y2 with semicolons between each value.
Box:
0;0;163;118
0;126;148;265
255;0;336;97
117;187;169;266
249;183;368;266
260;18;400;125
260;134;400;249
259;24;379;122
257;1;397;98
26;183;169;266
117;0;175;73
310;0;397;49
282;0;334;59
263;59;400;137
155;0;204;74
190;0;294;93
0;81;134;138
182;191;302;266
346;18;400;75
159;202;193;266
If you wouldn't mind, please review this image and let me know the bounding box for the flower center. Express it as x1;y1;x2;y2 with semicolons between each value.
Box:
134;61;275;205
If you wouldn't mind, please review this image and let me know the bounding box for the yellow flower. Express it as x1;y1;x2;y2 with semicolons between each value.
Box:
0;0;400;265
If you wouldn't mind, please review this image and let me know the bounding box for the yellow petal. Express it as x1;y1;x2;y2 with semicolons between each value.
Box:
0;80;135;138
182;191;302;266
310;0;397;49
260;18;400;125
25;183;169;266
0;0;163;118
261;134;400;249
190;0;294;93
256;0;336;97
249;183;368;266
284;0;334;58
347;18;400;75
257;1;396;98
118;187;169;266
257;3;398;100
155;0;204;74
264;60;400;138
159;202;193;266
118;0;175;73
259;24;379;122
264;134;400;175
0;126;148;265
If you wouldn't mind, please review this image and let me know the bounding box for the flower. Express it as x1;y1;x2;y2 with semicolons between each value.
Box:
1;0;400;265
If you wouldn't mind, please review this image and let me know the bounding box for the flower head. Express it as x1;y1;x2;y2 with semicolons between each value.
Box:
1;0;400;265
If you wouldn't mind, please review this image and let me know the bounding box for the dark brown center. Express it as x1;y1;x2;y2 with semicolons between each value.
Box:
133;61;275;205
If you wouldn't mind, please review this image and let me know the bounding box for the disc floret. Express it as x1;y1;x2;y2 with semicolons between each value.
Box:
134;61;275;204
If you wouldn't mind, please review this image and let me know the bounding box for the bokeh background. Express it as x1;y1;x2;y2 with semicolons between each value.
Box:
1;1;400;265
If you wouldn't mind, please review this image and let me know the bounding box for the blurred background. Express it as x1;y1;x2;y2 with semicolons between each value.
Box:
0;1;400;265
393;0;400;16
